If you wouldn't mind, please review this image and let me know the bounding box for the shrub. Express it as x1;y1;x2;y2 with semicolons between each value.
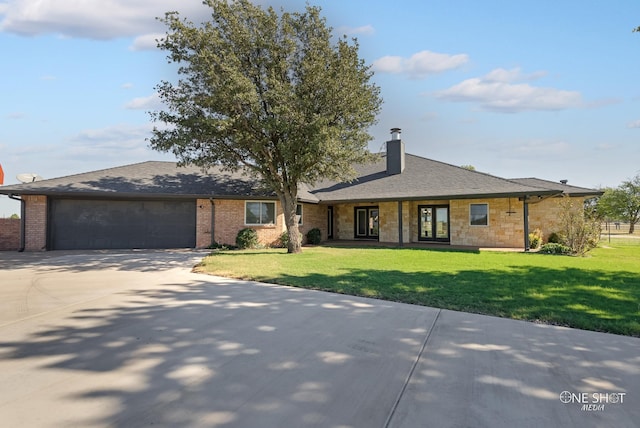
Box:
547;232;561;244
277;230;302;248
539;243;572;255
207;241;237;250
277;231;290;248
556;196;601;256
306;228;321;245
528;228;542;249
236;228;259;249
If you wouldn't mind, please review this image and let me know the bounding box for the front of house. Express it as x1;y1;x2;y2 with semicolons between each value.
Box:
0;130;601;251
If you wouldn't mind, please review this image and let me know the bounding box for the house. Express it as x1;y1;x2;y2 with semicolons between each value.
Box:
0;129;601;251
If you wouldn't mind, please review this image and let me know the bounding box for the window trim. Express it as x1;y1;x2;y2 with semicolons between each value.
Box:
244;201;277;226
469;203;489;226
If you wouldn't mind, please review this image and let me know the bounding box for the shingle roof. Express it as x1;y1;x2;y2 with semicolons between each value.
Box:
0;161;305;200
309;154;564;202
0;155;600;203
509;178;603;197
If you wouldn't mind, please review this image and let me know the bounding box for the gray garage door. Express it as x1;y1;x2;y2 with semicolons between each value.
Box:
49;199;196;250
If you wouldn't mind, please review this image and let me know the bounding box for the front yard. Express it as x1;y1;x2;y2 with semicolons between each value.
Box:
195;239;640;337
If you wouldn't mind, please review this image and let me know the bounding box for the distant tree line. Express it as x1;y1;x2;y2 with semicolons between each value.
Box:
596;173;640;234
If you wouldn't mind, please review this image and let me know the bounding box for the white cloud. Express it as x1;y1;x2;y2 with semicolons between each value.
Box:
482;67;546;83
336;24;374;36
511;140;571;156
121;82;134;89
129;32;164;51
0;0;210;39
124;93;163;110
435;68;582;113
627;119;640;128
373;50;469;79
596;143;618;150
67;123;158;160
71;123;153;143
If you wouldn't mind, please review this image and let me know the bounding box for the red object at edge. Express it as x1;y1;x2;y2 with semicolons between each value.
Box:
0;164;4;185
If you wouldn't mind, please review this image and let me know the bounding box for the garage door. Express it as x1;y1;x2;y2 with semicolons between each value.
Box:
49;199;196;250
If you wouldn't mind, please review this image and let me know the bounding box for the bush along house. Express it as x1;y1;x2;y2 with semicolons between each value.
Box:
0;129;601;251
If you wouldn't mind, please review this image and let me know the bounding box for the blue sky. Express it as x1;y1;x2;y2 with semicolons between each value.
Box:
1;0;639;216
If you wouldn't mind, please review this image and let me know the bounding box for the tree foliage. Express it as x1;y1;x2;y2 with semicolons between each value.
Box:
597;173;640;233
556;196;601;256
150;0;382;253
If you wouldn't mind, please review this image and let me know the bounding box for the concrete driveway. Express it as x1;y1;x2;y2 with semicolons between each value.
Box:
0;250;638;428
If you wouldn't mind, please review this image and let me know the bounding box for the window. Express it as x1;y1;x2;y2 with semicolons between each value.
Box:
296;204;303;225
418;205;450;241
470;203;488;226
245;201;276;225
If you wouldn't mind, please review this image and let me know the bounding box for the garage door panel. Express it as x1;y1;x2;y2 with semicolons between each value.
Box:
50;199;196;250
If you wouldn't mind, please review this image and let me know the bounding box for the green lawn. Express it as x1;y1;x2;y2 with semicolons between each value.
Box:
195;238;640;337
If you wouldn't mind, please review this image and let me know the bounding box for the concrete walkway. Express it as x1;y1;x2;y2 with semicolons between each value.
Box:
0;250;638;427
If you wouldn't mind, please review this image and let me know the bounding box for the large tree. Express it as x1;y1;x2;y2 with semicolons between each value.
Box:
597;173;640;234
150;0;382;253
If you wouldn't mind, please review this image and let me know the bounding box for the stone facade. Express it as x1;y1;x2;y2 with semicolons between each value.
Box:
406;200;450;243
330;196;588;248
449;198;524;247
0;218;20;251
527;197;580;242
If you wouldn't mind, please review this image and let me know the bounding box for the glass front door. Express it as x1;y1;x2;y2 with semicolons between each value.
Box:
355;207;379;239
419;205;449;242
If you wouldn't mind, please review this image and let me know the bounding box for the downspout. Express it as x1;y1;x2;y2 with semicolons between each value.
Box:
8;194;25;252
523;196;530;252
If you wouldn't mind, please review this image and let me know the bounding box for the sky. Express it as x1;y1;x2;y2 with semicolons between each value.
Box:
1;0;639;216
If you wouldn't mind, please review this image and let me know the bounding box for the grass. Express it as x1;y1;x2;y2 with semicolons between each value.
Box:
195;238;640;337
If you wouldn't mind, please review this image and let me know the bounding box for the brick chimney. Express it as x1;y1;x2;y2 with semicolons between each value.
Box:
386;128;405;175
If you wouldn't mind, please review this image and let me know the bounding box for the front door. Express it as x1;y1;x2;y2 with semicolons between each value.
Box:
419;205;450;242
355;207;379;239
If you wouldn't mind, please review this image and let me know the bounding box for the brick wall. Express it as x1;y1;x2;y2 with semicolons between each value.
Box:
24;195;47;251
195;199;213;249
211;199;328;247
0;218;20;251
299;203;327;244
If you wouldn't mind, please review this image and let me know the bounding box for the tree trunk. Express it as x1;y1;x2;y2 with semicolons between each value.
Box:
280;191;302;253
630;222;635;234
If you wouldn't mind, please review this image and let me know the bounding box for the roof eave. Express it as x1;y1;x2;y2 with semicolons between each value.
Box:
316;190;562;204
